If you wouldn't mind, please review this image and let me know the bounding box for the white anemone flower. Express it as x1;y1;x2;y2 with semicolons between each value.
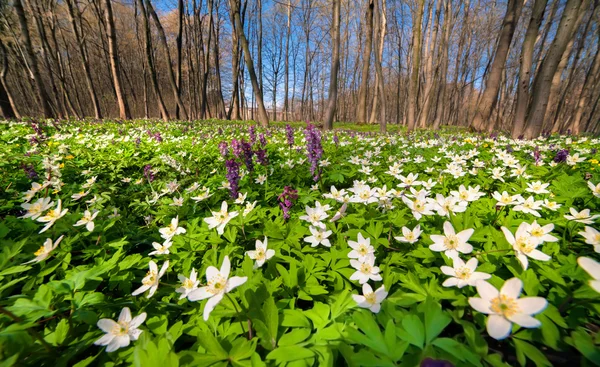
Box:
352;284;388;313
587;181;600;198
402;195;434;220
525;181;550;195
24;235;64;264
492;191;522;206
204;201;239;235
20;197;54;220
579;226;600;253
349;255;382;284
578;257;600;293
299;202;329;228
37;199;68;233
74;210;99;232
468;278;547;340
304;226;333;248
526;220;558;244
159;216;186;239
246;237;275;268
347;233;375;261
513;196;543;217
188;256;248;320
502;223;550;270
148;239;173;256
440;257;491;288
429;221;474;258
394;225;422;244
564;208;600;224
94;307;146;352
176;269;200;300
132;260;169;298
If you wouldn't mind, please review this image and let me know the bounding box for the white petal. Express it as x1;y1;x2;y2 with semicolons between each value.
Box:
528;249;551;261
206;266;220;280
97;318;118;333
118;307;132;323
578;257;600;279
203;293;224;321
486;315;512;340
129;313;147;329
94;333;115;346
516;297;547;315
220;256;231;279
443;221;455;236
226;276;248;292
508;313;541;328
443;278;460;287
500;278;523;299
476;280;499;301
468;297;492;314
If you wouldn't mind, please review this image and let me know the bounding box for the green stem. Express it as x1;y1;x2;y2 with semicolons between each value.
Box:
225;293;251;339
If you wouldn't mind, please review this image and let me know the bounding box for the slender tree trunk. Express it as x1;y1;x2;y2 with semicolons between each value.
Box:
356;0;374;123
523;0;590;138
200;0;214;119
230;0;269;126
512;0;547;137
471;0;523;131
13;0;53;117
0;40;16;119
136;0;169;121
433;0;451;129
407;0;424;131
146;0;189;120
212;8;227;119
419;0;442;128
283;0;291;121
176;0;184;119
572;31;600;133
374;0;387;132
323;0;341;130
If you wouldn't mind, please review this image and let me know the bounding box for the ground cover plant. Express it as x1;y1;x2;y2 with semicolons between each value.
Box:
1;119;600;366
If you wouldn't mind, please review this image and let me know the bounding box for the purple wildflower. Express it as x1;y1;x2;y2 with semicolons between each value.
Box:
256;148;268;166
304;123;323;181
278;186;298;220
231;139;243;158
21;163;38;180
249;125;256;144
554;149;569;163
241;140;254;173
144;164;155;182
218;141;229;158
259;133;267;147
285;124;294;148
534;146;541;165
225;159;240;198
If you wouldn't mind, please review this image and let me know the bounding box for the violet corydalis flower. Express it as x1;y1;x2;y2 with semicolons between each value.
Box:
554;149;569;163
278;186;298;220
144;164;155;182
249;125;256;144
231;139;242;158
304;123;323;181
241;140;254;173
285;124;294;148
259;133;267;147
218;141;229;158
225;159;240;198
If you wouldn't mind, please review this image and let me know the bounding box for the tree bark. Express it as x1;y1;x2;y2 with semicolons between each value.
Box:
523;0;590;138
572;30;600;133
374;0;387;132
512;0;547;137
356;0;374;123
230;0;269;126
471;0;523;131
13;0;53;118
176;0;184;119
407;0;424;131
323;0;341;130
146;0;189;120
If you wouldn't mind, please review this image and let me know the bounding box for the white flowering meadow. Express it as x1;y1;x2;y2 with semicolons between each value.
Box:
1;119;600;366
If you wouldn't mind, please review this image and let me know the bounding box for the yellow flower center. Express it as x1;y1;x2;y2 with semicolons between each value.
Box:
490;294;519;317
364;292;377;305
255;248;266;260
112;321;130;336
460;192;469;200
455;266;471;280
530;228;544;237
360;263;373;274
142;270;157;286
515;237;535;254
34;245;46;256
357;245;368;256
405;233;415;240
207;274;227;294
182;278;195;289
444;235;460;250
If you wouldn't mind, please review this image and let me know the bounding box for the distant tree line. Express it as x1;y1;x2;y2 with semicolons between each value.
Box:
0;0;598;137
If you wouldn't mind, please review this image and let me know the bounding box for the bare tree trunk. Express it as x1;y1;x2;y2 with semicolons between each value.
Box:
374;0;386;132
13;0;53;117
356;0;374;123
433;0;451;129
212;6;227;119
136;0;169;121
572;30;600;133
407;0;424;131
200;0;214;119
283;0;292;121
230;0;269;126
323;0;341;130
146;0;189;120
419;0;442;128
512;0;547;137
524;0;590;138
0;40;16;119
176;0;184;119
471;0;523;131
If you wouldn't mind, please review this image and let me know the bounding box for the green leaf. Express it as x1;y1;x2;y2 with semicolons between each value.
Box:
0;265;31;276
423;297;451;344
281;309;311;328
266;346;315;363
197;331;228;360
229;338;257;361
398;314;424;349
278;328;311;346
513;339;551;367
